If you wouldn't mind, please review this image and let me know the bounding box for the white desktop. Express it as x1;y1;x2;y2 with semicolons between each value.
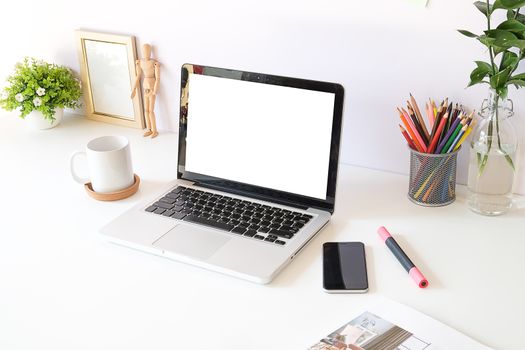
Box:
0;113;524;350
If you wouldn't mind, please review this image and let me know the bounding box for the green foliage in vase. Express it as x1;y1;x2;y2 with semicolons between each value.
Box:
459;0;525;99
459;0;523;174
0;57;82;121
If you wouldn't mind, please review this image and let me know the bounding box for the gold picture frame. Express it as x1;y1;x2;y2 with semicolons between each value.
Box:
76;30;144;128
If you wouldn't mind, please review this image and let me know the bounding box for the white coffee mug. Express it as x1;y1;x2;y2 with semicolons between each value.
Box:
70;136;134;193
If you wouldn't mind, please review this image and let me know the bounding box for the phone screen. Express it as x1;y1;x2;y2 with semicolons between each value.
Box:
323;242;368;292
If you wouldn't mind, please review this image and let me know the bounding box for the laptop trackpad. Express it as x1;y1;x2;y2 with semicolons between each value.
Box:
152;224;230;260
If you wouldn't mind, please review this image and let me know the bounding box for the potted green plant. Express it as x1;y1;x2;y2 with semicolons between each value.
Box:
458;0;524;215
0;57;81;129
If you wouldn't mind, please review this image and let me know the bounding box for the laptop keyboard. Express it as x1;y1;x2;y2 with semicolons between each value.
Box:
145;186;313;246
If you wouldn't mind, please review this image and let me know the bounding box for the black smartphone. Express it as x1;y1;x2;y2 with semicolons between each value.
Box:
323;242;368;293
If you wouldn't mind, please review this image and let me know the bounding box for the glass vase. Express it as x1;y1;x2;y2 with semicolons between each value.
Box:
467;89;519;216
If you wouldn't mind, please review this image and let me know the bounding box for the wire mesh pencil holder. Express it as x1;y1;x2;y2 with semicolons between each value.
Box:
408;147;460;207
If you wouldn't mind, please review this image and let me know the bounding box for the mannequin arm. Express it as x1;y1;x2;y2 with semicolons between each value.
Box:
130;60;141;98
153;62;160;95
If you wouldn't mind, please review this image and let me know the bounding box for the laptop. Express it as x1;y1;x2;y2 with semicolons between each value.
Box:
100;64;344;284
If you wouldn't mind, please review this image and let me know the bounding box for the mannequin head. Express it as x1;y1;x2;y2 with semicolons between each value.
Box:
142;44;152;59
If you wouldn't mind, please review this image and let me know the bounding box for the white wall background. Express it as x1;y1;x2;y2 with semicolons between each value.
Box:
1;0;524;194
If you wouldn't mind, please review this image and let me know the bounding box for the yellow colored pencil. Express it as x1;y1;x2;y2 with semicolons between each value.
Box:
453;119;476;151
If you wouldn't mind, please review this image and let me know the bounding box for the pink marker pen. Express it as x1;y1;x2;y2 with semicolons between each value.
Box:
377;226;429;288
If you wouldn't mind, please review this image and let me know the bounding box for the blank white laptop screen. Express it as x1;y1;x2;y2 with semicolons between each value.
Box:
184;73;335;200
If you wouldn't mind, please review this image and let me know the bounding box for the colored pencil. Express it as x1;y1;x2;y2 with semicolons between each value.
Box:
399;125;417;150
436;114;463;154
447;123;468;153
407;105;429;146
398;108;425;152
400;108;427;152
440;118;467;154
426;101;435;129
427;112;448;153
409;93;430;141
429;103;443;139
453;119;476;151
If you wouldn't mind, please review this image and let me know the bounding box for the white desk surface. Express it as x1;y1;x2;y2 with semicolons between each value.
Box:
1;113;524;350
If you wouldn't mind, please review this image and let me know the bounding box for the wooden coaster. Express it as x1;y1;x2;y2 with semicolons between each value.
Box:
84;174;140;201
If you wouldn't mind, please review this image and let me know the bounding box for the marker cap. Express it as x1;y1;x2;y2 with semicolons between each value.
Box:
377;226;392;243
409;267;429;288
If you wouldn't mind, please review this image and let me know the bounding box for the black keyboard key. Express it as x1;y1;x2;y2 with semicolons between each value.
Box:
269;223;281;229
254;235;264;240
162;209;175;217
171;212;186;220
272;217;284;223
155;201;174;209
265;237;276;243
226;219;238;225
258;227;270;233
173;205;183;212
244;229;256;237
160;197;177;204
237;222;248;228
199;212;211;219
154;207;166;215
231;226;247;235
274;240;286;245
165;192;180;199
171;187;185;194
293;221;305;228
145;205;157;212
280;225;298;233
268;228;293;239
183;215;234;231
248;224;260;231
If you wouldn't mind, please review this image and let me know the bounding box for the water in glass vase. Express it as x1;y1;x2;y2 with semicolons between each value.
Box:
467;142;516;215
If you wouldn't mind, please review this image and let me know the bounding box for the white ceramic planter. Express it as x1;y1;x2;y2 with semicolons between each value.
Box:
26;109;63;130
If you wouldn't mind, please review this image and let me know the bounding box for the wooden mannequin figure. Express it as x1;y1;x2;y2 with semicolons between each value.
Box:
131;43;160;138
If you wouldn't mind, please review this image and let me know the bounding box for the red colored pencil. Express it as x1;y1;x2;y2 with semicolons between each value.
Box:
427;112;448;153
399;125;417;150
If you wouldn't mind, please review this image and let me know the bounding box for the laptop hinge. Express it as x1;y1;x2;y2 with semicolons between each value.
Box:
194;182;309;210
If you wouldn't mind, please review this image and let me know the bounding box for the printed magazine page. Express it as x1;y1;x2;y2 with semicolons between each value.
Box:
308;299;492;350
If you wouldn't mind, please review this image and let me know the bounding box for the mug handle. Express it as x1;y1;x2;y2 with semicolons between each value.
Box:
70;151;90;184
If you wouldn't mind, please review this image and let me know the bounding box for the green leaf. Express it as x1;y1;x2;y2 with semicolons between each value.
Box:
486;29;518;45
475;60;494;71
496;19;525;32
458;29;478;38
498;0;525;9
499;51;519;70
496;86;509;98
474;1;493;16
490;66;513;89
477;34;497;47
510;72;525;79
469;64;492;86
506;79;525;87
503;38;525;49
493;0;504;10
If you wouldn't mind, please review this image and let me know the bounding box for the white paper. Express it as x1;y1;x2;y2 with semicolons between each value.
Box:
309;298;492;350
